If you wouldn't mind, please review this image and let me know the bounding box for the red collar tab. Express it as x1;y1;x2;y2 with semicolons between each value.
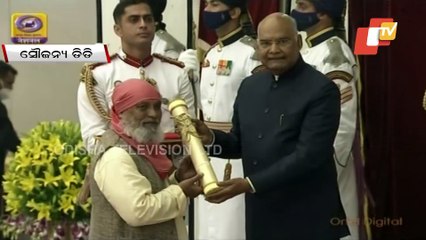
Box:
121;53;153;68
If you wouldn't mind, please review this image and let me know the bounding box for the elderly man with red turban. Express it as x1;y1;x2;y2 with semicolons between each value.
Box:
88;79;202;240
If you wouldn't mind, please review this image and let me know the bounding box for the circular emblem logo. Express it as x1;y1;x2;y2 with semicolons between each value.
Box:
15;15;43;32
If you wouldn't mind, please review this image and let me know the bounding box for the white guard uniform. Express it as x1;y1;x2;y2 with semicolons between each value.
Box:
78;50;195;152
195;28;261;240
152;30;186;59
301;27;359;240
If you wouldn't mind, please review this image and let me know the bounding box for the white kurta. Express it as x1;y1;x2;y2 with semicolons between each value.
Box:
301;29;359;240
94;147;188;240
195;33;261;240
77;50;195;152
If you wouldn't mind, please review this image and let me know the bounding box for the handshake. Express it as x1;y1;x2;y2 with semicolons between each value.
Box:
174;120;253;203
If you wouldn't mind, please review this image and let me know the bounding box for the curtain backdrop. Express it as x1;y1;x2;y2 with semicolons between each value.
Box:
349;1;426;239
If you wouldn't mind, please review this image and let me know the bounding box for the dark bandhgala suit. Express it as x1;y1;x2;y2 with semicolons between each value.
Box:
211;57;349;240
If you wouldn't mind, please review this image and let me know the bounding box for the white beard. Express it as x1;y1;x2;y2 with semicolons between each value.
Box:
121;115;164;144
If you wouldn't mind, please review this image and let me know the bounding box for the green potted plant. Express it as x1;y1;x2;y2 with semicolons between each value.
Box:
1;120;91;240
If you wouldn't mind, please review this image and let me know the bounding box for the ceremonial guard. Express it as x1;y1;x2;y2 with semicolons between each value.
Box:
292;0;360;239
78;0;195;152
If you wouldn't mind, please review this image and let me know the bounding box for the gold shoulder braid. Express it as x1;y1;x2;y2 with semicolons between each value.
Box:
80;63;111;120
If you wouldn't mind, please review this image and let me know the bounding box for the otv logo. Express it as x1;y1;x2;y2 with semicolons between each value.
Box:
354;18;398;55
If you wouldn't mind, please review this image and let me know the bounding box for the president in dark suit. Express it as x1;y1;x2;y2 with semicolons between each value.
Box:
195;13;349;240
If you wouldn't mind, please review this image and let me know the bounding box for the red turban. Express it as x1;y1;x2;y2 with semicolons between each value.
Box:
110;79;172;179
111;79;161;114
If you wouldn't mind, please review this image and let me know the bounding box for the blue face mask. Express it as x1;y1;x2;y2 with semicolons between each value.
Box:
290;10;320;31
203;10;231;30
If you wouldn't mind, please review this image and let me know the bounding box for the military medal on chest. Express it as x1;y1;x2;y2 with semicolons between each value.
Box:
216;59;233;76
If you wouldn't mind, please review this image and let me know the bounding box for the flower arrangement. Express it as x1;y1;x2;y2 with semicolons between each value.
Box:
1;120;91;240
1;215;89;240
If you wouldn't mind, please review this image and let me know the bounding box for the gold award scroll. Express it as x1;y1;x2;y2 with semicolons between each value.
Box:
169;99;219;195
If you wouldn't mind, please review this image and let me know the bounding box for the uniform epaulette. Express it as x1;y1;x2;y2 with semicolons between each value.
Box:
239;35;257;49
324;38;350;67
79;54;118;84
156;30;186;53
153;53;185;68
239;36;260;61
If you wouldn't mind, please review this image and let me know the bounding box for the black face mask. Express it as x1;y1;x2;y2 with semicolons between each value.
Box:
203;10;231;30
290;9;320;31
